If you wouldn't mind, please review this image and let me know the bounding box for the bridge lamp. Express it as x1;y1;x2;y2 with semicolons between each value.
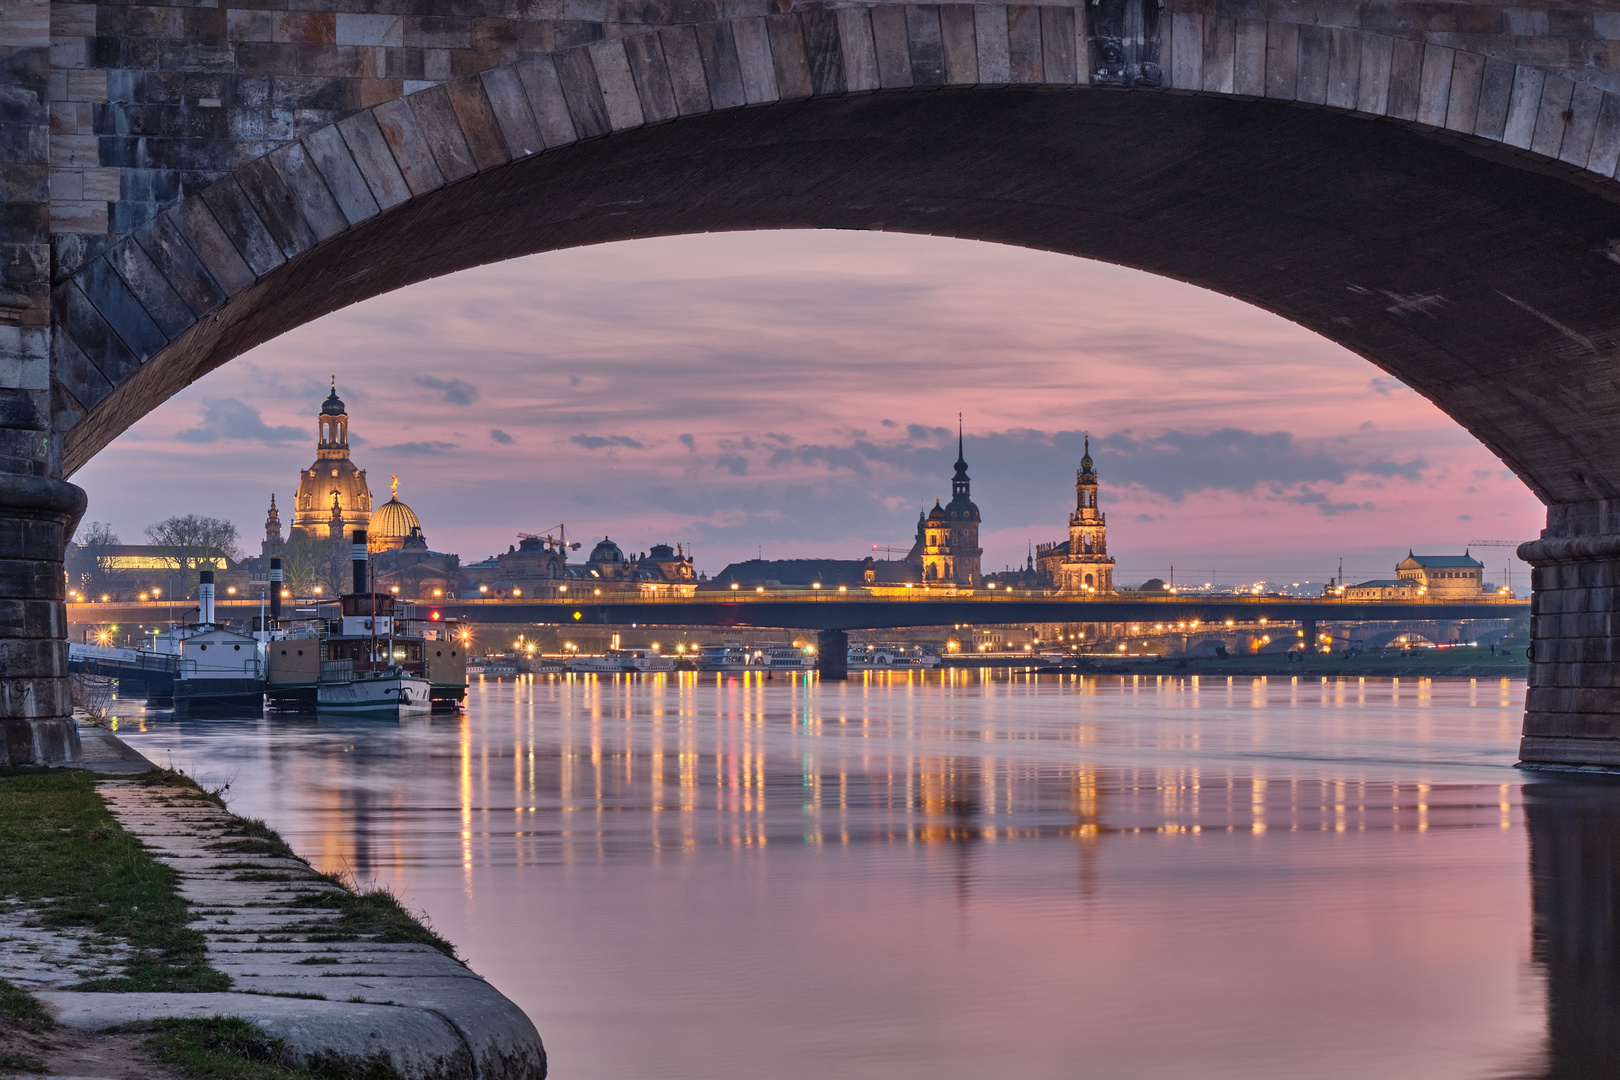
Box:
731;583;739;590
559;585;567;593
101;594;109;602
838;586;847;593
139;593;148;601
313;586;322;595
812;583;821;589
152;588;160;597
594;589;601;596
1226;620;1235;626
651;643;659;650
480;585;489;593
756;586;765;593
513;589;521;597
1259;617;1267;624
227;586;237;595
280;589;290;598
391;586;400;594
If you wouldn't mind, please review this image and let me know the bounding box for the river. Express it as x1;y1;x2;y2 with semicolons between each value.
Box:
109;671;1620;1079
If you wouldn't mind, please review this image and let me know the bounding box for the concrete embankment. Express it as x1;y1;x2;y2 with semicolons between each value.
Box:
19;727;546;1080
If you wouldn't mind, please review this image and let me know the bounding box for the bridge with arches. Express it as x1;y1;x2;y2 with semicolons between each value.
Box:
4;0;1619;764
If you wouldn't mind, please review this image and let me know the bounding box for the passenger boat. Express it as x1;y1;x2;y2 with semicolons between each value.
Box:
569;649;674;674
171;571;266;717
698;641;750;672
315;660;433;717
698;641;814;673
265;532;467;712
848;645;942;669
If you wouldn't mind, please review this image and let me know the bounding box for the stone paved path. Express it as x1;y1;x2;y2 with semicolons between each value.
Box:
12;730;546;1080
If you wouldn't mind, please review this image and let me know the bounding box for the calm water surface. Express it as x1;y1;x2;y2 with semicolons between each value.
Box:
109;672;1620;1079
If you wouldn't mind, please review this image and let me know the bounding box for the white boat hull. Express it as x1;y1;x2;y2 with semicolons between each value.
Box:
317;673;433;717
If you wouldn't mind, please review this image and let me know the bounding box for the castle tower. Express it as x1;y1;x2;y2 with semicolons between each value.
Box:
290;379;373;543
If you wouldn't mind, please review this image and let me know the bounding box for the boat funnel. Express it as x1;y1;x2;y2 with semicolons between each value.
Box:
352;529;368;595
269;557;282;621
199;570;215;624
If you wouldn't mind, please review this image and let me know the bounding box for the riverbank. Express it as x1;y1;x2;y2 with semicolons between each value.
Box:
943;645;1528;679
0;727;545;1080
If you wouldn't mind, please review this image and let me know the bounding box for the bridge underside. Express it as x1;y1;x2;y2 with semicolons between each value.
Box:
10;76;1620;762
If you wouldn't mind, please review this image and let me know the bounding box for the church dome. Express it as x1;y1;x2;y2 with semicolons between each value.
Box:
322;385;346;415
927;499;948;522
370;497;422;549
589;537;625;564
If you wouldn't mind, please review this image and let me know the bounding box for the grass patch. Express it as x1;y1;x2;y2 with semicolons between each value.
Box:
213;819;300;861
139;766;227;808
282;885;458;962
135;1017;413;1080
0;977;54;1074
0;767;229;993
217;819;458;962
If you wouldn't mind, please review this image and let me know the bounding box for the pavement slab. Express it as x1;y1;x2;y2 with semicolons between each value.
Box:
0;731;547;1080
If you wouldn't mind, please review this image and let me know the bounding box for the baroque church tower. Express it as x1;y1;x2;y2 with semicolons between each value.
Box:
262;494;283;558
290;380;373;544
921;421;983;587
1037;436;1115;593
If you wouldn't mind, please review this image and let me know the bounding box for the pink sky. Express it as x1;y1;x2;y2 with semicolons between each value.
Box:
72;230;1546;587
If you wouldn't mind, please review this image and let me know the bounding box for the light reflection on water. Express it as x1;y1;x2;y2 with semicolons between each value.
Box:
111;672;1608;1079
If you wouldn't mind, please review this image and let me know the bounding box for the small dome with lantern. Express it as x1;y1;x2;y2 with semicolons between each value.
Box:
368;474;423;553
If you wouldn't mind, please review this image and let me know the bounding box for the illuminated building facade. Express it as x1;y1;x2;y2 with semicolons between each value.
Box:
1036;437;1115;594
290;381;373;544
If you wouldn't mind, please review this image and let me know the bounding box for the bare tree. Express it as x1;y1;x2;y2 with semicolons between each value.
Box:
281;533;348;597
144;515;241;596
68;521;120;599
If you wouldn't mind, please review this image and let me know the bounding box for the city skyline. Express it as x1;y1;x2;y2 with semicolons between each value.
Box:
72;230;1546;585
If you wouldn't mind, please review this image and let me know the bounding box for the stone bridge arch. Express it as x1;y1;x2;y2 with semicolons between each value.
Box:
8;0;1620;764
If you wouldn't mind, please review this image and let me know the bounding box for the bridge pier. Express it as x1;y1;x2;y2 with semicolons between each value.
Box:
0;475;86;765
1521;501;1620;768
817;630;848;681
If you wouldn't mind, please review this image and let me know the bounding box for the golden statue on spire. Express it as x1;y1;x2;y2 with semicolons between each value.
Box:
390;474;399;498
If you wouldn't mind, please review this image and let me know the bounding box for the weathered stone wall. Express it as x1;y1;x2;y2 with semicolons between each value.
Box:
13;0;1620;765
1520;498;1620;765
39;1;1620;256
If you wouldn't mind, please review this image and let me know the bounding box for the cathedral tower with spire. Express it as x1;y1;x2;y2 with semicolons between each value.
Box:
921;420;983;587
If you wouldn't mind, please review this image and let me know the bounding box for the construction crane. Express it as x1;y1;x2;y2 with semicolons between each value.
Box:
871;544;912;558
521;525;581;551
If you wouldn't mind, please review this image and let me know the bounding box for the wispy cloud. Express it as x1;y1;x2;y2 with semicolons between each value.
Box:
412;376;479;405
376;441;458;455
571;434;645;450
490;429;514;445
176;399;304;445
